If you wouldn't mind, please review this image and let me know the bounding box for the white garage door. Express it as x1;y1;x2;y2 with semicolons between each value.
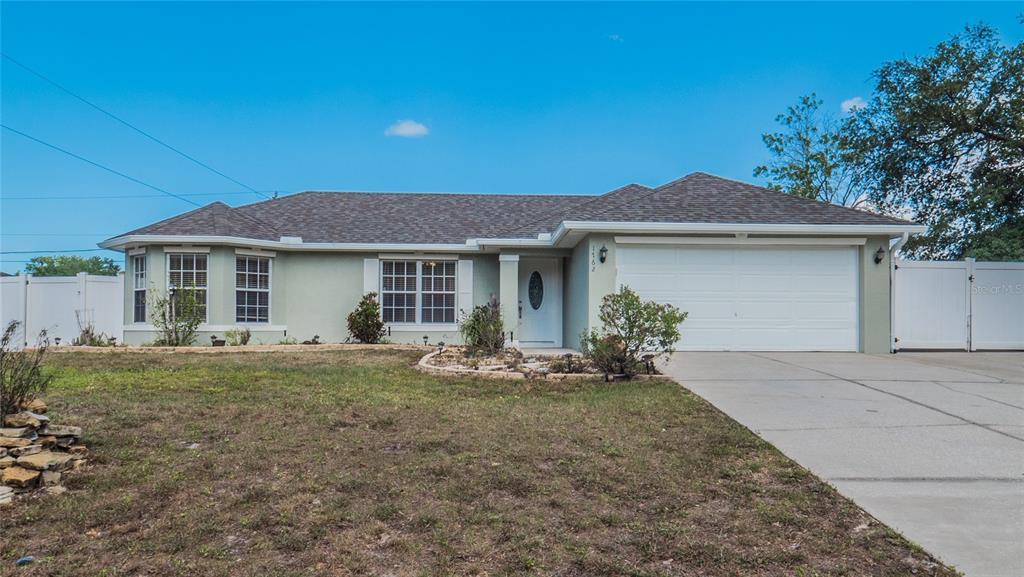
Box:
616;245;859;351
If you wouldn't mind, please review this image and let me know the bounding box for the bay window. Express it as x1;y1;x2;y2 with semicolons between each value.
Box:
168;253;208;321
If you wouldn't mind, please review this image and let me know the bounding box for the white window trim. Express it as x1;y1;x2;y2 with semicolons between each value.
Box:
234;255;273;324
166;251;209;323
380;259;458;329
132;254;147;323
164;246;211;253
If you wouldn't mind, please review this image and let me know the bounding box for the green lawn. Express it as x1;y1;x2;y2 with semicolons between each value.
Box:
1;350;953;576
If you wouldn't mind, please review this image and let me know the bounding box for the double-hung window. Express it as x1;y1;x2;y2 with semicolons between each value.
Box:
381;261;418;323
421;261;456;323
235;256;270;323
380;260;456;324
132;255;146;323
168;253;208;321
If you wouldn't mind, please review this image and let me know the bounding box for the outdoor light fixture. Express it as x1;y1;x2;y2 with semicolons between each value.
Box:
874;246;886;265
599;245;608;263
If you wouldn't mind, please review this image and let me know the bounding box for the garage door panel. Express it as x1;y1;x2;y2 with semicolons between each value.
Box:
617;245;859;351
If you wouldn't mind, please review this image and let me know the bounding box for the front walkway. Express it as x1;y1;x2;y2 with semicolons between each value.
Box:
663;351;1024;577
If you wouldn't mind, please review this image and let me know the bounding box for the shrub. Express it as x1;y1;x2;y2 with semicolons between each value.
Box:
73;313;114;346
580;286;687;378
0;321;52;418
150;288;204;346
459;298;505;356
225;327;252;346
347;293;387;344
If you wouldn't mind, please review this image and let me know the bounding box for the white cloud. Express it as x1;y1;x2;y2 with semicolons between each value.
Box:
608;34;624;42
384;120;429;138
841;96;867;113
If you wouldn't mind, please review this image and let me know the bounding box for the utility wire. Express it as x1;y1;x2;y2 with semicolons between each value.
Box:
1;124;202;207
3;191;273;200
1;249;109;255
2;53;270;200
0;248;110;254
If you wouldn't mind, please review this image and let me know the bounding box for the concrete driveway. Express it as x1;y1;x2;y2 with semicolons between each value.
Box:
664;352;1024;577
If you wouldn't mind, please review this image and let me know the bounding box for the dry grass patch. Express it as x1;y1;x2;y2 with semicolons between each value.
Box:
0;350;954;576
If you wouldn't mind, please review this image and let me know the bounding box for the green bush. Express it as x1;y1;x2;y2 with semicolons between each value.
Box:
580;286;687;378
459;299;505;356
150;288;204;346
0;321;52;418
347;293;386;344
225;327;252;346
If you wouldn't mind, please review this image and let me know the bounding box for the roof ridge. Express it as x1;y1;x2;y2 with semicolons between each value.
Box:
682;171;912;224
104;201;223;242
500;183;652;236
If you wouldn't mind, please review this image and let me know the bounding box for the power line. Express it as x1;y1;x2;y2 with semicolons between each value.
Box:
1;124;202;207
2;53;270;200
0;248;110;255
3;191;273;200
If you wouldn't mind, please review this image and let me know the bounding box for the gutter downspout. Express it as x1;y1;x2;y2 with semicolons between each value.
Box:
889;232;910;353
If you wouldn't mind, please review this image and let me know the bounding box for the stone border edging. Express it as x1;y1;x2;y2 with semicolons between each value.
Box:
48;343;431;354
416;350;671;381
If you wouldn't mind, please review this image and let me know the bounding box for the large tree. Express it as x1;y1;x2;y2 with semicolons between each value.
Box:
845;24;1023;259
754;94;864;207
24;255;120;277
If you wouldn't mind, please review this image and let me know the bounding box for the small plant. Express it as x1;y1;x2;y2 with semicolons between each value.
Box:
72;323;113;347
0;321;53;418
225;327;252;346
459;297;505;356
150;288;204;346
580;286;687;379
547;354;585;374
278;337;299;345
347;293;387;344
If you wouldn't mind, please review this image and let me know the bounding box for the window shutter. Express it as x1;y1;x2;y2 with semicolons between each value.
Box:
363;258;379;295
457;259;473;315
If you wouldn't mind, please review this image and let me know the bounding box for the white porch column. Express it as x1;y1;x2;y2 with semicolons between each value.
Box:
498;254;519;343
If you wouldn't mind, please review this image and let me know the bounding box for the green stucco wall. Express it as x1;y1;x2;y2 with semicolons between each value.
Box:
860;235;894;353
562;241;589;348
122;246;500;346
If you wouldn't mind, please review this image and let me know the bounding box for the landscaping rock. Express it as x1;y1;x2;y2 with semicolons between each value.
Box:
23;398;48;413
2;466;40;488
0;456;15;469
0;448;5;458
0;485;13;505
3;411;49;429
42;424;82;438
17;451;75;472
0;436;33;448
41;470;61;486
55;436;76;449
9;445;42;457
38;435;57;448
0;427;33;438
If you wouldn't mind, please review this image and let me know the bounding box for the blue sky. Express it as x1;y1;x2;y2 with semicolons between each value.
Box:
1;2;1021;273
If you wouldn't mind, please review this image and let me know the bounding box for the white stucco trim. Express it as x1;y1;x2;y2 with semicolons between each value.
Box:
127;247;147;256
614;236;869;246
163;245;211;253
498;254;520;262
377;253;459;260
100;222;926;252
554;221;926;244
235;248;277;257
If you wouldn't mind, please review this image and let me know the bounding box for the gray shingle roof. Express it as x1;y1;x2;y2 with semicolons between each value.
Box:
107;172;914;245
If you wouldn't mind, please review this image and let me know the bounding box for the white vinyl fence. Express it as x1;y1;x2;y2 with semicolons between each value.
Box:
893;259;1024;351
0;273;124;347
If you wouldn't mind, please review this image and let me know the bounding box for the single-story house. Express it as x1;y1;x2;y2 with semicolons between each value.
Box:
99;172;924;352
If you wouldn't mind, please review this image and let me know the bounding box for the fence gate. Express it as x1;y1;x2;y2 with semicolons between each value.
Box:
893;259;1024;351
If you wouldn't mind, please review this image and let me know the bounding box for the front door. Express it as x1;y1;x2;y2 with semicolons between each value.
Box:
517;257;563;347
